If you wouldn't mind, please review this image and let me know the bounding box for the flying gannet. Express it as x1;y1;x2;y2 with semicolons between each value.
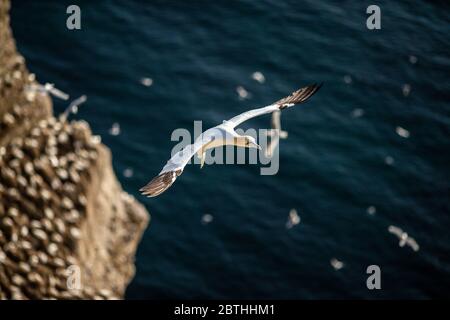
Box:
330;258;344;270
140;84;322;197
388;225;420;252
60;95;87;122
264;110;288;158
26;83;70;100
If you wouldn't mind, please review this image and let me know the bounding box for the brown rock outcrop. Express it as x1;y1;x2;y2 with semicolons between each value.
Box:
0;0;149;299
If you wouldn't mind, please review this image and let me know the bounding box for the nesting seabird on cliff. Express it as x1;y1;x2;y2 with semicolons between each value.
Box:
140;84;322;197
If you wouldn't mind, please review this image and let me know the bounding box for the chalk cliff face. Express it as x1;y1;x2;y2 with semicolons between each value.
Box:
0;0;149;299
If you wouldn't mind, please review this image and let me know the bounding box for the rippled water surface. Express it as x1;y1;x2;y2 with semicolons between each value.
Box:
11;0;450;298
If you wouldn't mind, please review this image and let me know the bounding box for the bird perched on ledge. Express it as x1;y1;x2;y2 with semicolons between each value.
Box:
140;83;322;197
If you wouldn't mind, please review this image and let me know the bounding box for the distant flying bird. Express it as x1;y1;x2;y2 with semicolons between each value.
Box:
286;208;300;229
60;95;87;122
26;83;70;100
251;71;265;84
140;84;322;197
264;110;288;158
330;258;344;270
43;83;70;100
388;225;420;252
140;77;153;87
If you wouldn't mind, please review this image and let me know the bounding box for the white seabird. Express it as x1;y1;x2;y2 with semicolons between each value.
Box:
367;206;377;215
60;95;87;122
251;71;265;84
388;225;420;252
109;122;121;136
201;214;214;225
140;84;322;197
236;86;250;100
286;208;300;229
330;258;344;270
264;110;288;158
396;126;410;138
26;83;70;100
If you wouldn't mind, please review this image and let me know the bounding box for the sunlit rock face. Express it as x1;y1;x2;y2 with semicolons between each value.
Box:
0;0;149;300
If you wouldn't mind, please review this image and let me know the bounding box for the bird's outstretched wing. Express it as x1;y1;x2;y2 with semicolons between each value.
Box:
275;83;322;109
40;83;70;100
406;237;420;252
388;225;403;238
140;135;213;197
226;83;322;128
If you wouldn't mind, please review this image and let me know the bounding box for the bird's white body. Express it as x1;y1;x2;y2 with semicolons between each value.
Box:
160;125;243;174
26;83;70;101
159;110;271;175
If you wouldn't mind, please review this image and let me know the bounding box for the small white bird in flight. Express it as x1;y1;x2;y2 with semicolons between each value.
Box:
388;225;420;252
140;84;322;197
26;83;70;100
60;95;87;122
264;110;288;158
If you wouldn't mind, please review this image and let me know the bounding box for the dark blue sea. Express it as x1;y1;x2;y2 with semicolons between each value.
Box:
10;1;450;299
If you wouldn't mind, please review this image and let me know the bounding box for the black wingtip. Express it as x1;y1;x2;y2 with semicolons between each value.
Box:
311;82;323;96
309;82;323;93
277;83;322;109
